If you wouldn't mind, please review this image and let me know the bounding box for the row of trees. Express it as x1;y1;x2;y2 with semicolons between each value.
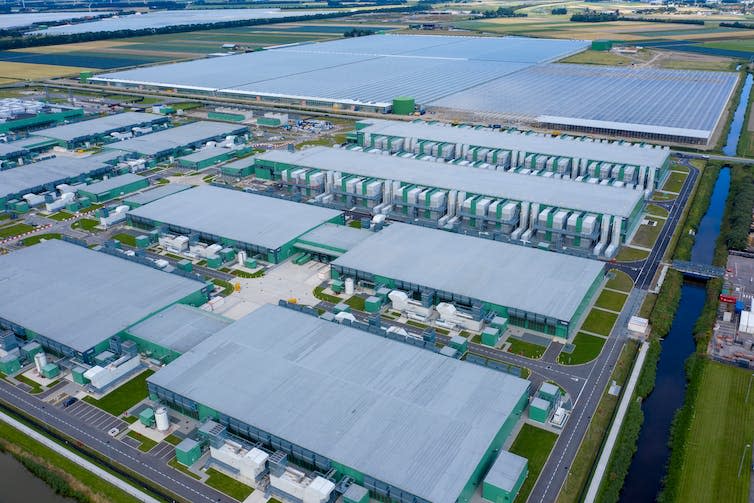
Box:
471;6;527;18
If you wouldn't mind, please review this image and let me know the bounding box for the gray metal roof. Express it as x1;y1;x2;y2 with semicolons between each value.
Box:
0;154;113;199
149;304;530;503
484;450;527;492
33;112;164;143
78;173;145;195
297;223;373;252
432;63;738;139
124;183;192;206
0;137;50;158
92;35;587;107
359;119;669;168
0;12;112;30
127;185;343;250
332;223;604;321
257;147;642;217
178;145;244;163
126;304;231;354
221;157;254;170
108;121;246;156
0;240;206;352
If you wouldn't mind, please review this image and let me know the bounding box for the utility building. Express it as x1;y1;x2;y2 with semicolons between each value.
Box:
332;223;604;338
107;121;247;160
77;173;149;202
123;183;192;208
127;185;345;263
32;112;167;148
254;147;644;257
354;119;671;191
0;153;117;209
148;304;531;503
0;240;210;363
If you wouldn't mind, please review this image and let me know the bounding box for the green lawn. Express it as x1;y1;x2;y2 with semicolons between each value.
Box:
651;191;677;202
580;309;618;336
71;218;100;232
0;420;140;503
507;337;547;359
674;362;754;502
405;319;429;330
605;269;633;293
21;232;61;246
594;290;628;312
558;341;639;503
47;211;74;221
126;430;158;452
168;457;201;479
560;50;633;66
204;468;254;501
165;434;182;446
631;220;664;249
645;204;669;218
313;285;340;304
559;333;607;365
615;246;650;262
82;369;154;416
212;279;235;297
509;424;558;503
15;374;43;394
662;171;688;193
112;233;137;247
0;222;34;239
345;295;365;311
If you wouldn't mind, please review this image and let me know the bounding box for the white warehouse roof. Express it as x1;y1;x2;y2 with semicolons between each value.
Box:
256;146;643;217
0;240;207;352
149;304;530;503
33;112;164;143
127;185;343;250
108;121;246;156
359;119;670;168
332;223;605;321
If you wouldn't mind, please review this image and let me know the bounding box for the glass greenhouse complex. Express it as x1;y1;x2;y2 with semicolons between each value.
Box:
92;34;738;144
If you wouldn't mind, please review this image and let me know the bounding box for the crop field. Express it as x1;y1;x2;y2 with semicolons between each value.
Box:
0;61;90;82
674;362;754;503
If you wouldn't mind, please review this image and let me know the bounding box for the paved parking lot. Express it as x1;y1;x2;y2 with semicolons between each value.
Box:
63;399;128;434
150;442;176;463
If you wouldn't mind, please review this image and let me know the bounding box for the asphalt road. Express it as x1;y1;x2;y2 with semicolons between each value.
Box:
0;379;233;503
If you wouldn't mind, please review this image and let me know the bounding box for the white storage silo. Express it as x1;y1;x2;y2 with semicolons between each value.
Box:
34;352;48;374
345;278;354;295
155;407;170;431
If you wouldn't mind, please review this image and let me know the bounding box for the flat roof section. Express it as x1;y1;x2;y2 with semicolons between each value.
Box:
360;119;670;168
149;304;530;503
332;223;605;321
484;451;528;493
33;112;164;143
92;35;588;107
178;145;244;163
124;183;192;207
127;185;343;250
0;240;207;352
0;154;114;200
78;173;145;196
256;147;643;217
126;304;231;354
109;121;246;156
297;223;373;254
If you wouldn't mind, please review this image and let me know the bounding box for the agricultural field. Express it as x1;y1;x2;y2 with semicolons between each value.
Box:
674;362;754;503
0;61;91;83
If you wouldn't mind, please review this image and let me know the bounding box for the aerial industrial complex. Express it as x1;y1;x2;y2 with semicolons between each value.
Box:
253;146;643;257
91;34;737;144
33;111;167;148
148;304;531;503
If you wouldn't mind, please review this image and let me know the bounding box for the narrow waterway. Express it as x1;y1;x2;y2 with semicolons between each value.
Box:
723;72;753;157
619;167;731;502
0;451;73;502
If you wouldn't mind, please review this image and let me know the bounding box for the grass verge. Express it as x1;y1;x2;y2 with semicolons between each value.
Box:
510;424;558;503
112;233;137;247
204;467;254;501
559;333;607;365
126;430;158;452
580;309;618;336
507;337;546;359
82;369;154;416
168;457;200;480
0;222;34;239
594;290;628;312
605;269;633;293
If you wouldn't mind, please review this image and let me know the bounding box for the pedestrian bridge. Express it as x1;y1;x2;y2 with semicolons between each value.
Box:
671;260;725;279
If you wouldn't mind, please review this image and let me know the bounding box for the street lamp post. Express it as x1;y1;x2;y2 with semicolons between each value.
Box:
746;374;754;403
738;443;751;478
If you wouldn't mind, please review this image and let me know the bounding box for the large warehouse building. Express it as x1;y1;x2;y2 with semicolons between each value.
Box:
148;304;531;503
354;119;671;191
107;121;247;160
332;223;604;338
254;146;644;257
126;185;346;263
32;111;167;148
0;240;210;362
0;153;117;209
90;34;737;144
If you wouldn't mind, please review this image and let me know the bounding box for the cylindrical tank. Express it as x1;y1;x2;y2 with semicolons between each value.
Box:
237;250;247;266
34;352;48;374
345;278;354;296
155;407;169;431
